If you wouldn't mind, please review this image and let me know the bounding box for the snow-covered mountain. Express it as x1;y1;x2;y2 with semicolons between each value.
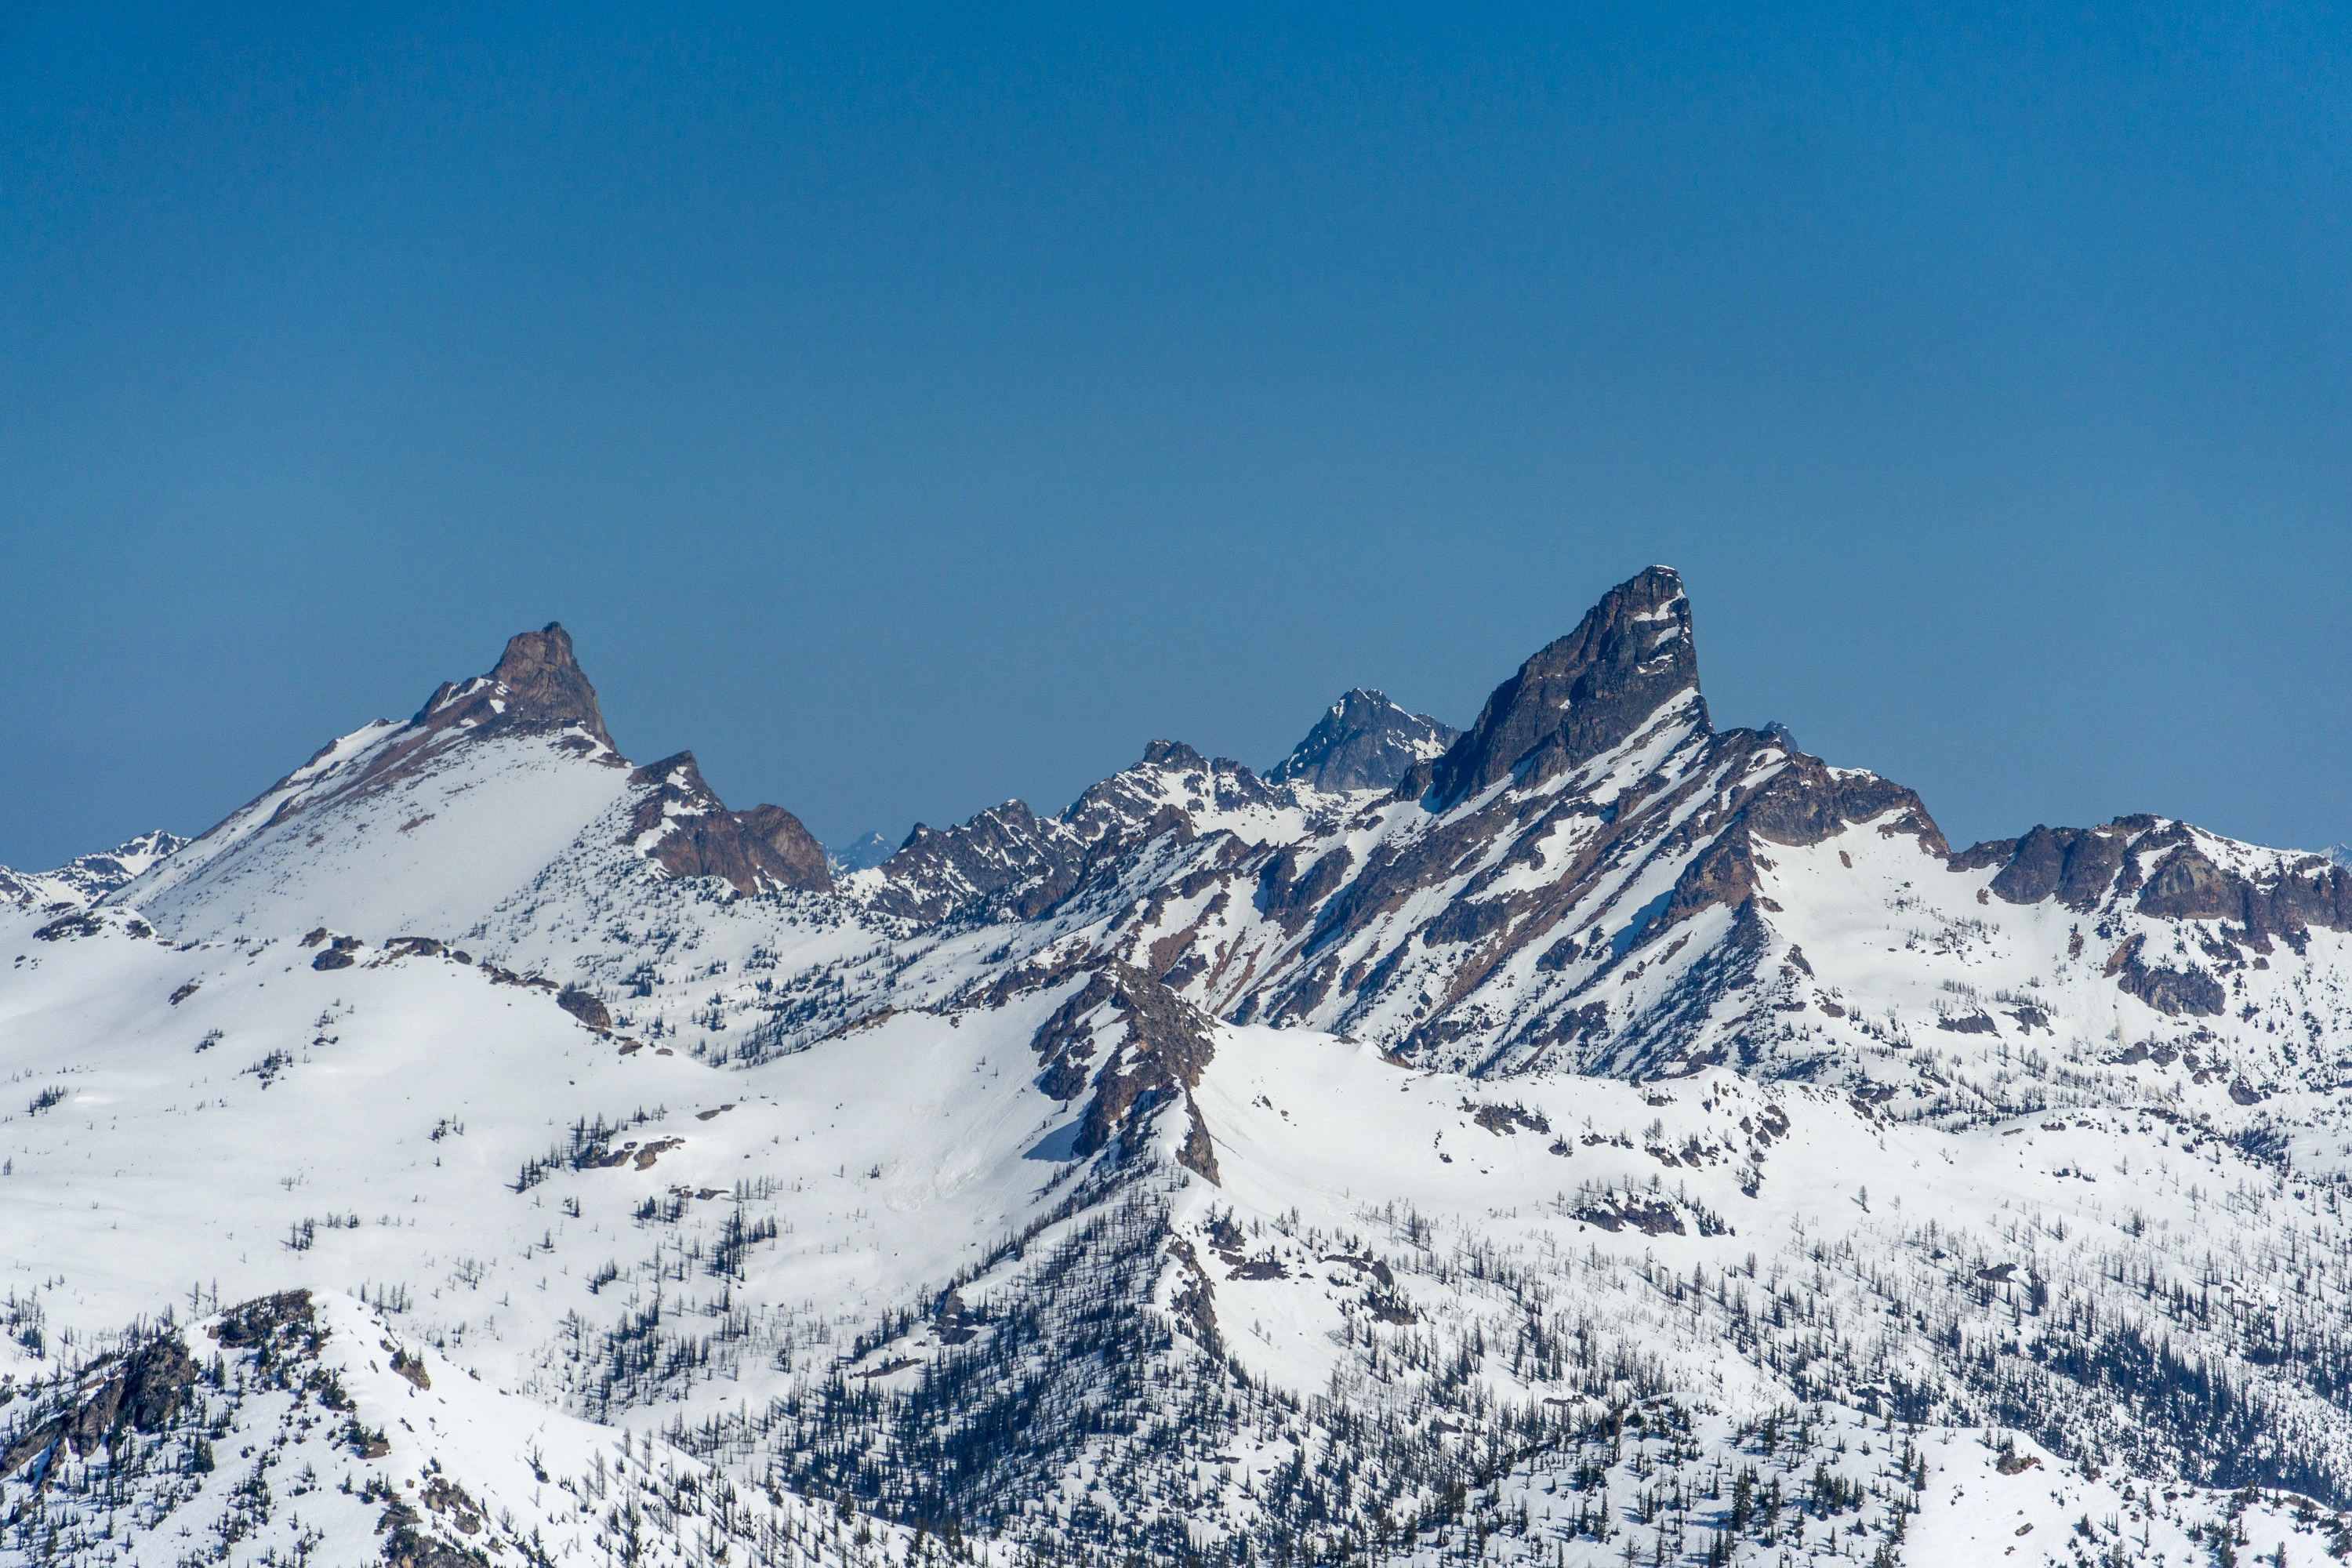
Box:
118;622;828;944
0;829;186;912
828;830;898;875
6;570;2352;1568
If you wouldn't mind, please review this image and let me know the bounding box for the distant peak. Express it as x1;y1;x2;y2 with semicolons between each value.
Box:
1269;689;1457;794
1429;565;1702;805
3;830;188;912
827;831;897;874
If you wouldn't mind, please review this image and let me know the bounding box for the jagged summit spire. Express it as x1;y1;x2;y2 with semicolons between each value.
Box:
413;622;613;748
1429;564;1701;804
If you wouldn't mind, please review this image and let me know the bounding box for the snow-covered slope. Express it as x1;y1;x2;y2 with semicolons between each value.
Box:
2;1287;943;1568
9;569;2352;1568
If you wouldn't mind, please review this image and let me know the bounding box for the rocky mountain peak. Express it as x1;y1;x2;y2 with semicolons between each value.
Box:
414;622;613;747
1429;564;1702;804
1139;739;1206;768
1267;688;1458;794
624;751;830;896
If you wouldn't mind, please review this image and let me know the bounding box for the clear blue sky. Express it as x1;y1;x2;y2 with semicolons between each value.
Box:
3;5;2347;868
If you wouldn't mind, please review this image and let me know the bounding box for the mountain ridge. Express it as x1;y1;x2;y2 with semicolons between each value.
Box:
0;829;187;912
8;565;2352;1568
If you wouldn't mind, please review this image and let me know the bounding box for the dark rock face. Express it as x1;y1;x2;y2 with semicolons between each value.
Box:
1988;826;2128;910
106;1338;198;1437
0;1334;199;1481
557;987;613;1031
212;1289;317;1348
735;805;833;888
2136;845;2245;921
1032;973;1114;1102
1946;839;2019;873
1430;565;1700;805
2109;935;2227;1017
413;623;614;748
1651;830;1762;935
624;753;830;896
1267;689;1458;794
1030;964;1221;1182
34;913;103;942
1743;754;1950;856
1955;818;2352;942
1256;845;1354;936
2258;861;2352;933
0;1416;61;1481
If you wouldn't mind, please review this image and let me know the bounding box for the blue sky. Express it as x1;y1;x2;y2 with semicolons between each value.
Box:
3;4;2348;866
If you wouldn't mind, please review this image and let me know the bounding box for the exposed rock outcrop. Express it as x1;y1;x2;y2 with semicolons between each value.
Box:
1743;755;1949;856
2108;933;2227;1017
625;753;830;896
0;1331;201;1481
1029;964;1221;1183
1953;818;2352;941
1986;825;2129;909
